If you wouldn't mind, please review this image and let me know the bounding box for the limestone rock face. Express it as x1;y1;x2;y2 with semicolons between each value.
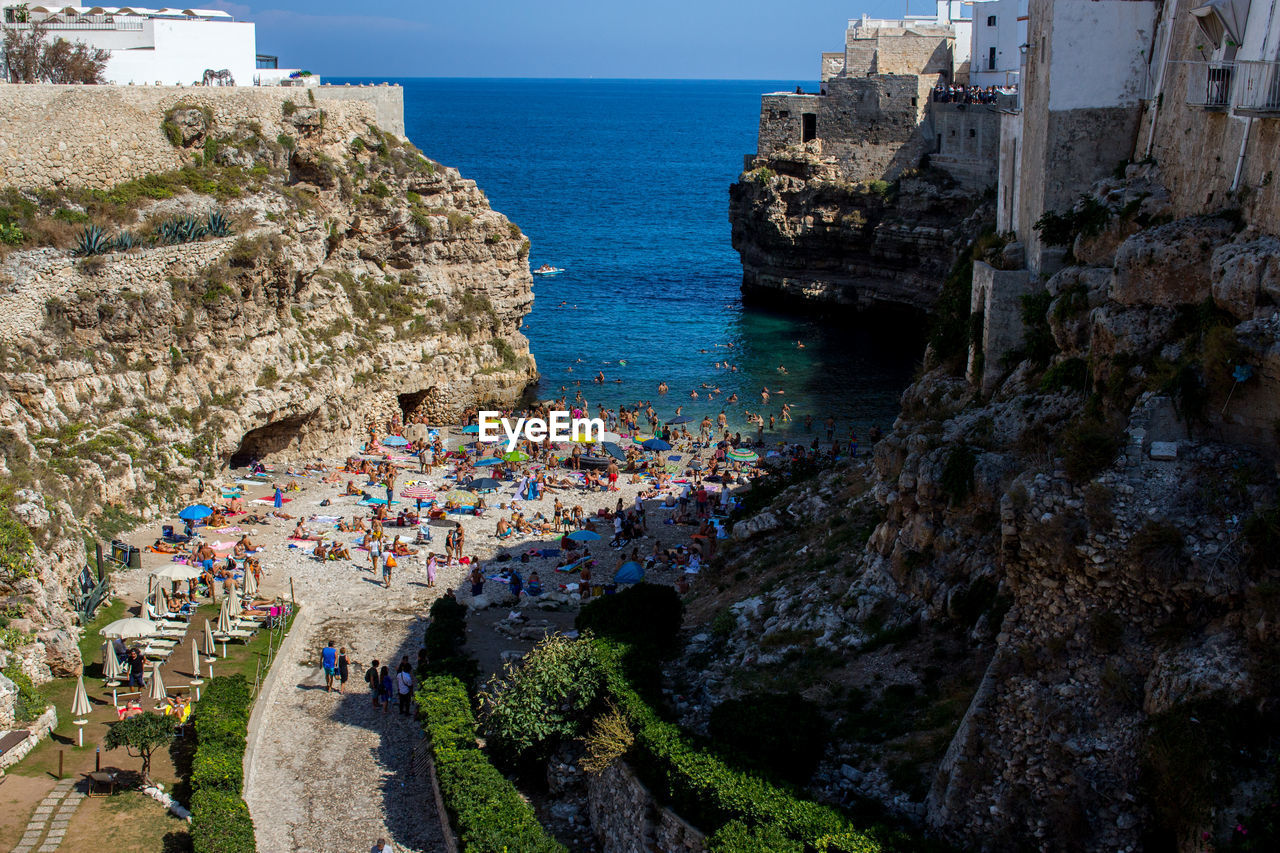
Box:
1211;234;1280;320
0;113;536;680
1111;215;1236;306
729;148;987;312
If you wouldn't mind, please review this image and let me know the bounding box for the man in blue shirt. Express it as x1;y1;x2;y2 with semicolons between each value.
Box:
321;641;337;693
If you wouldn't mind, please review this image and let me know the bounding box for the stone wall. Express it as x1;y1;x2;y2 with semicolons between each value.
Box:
818;76;930;183
927;101;1005;190
586;760;705;853
757;94;820;156
967;260;1034;394
845;26;954;77
1134;0;1280;233
0;83;402;190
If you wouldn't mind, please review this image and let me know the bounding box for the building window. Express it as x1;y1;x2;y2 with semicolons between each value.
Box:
987;15;997;26
989;47;997;70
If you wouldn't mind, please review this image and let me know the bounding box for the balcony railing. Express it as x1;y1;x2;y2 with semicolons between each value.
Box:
1183;61;1234;108
1237;60;1280;114
4;16;144;31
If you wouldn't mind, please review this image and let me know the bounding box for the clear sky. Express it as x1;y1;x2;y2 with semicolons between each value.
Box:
211;1;929;80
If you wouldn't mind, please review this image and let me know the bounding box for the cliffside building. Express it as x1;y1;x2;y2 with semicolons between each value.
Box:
0;5;309;86
969;0;1028;87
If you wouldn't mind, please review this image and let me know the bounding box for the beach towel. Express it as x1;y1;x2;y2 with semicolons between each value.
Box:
310;515;342;524
252;497;291;505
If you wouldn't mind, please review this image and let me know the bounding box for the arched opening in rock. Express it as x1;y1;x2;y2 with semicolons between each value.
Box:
398;388;433;423
229;410;319;468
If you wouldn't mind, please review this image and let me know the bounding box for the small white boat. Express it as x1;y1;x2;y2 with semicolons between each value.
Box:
533;265;565;276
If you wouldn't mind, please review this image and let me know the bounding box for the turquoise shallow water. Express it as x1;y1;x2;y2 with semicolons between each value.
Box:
335;78;923;438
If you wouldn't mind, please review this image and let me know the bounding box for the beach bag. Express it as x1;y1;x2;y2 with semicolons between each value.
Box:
386;556;397;569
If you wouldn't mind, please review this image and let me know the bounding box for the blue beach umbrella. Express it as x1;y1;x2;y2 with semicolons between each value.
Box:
667;416;691;425
641;439;672;452
602;441;627;461
382;435;409;447
614;561;645;584
474;457;503;467
566;530;601;542
178;504;213;521
465;478;501;492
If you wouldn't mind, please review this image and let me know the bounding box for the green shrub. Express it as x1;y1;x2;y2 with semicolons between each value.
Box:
1060;416;1122;482
1;661;44;721
417;676;566;853
0;502;35;580
1040;357;1088;393
707;693;829;784
575;583;684;658
190;789;256;853
708;820;807;853
0;221;24;245
191;741;244;791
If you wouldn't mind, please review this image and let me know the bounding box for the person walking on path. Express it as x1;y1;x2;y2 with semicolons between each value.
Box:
383;552;395;588
379;665;393;714
425;551;437;588
337;647;350;694
369;534;382;578
365;658;381;707
396;658;413;716
127;647;144;688
321;640;337;693
372;838;393;853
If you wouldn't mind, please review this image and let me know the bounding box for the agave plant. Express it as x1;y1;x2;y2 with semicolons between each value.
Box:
113;231;139;252
74;224;111;256
206;211;232;237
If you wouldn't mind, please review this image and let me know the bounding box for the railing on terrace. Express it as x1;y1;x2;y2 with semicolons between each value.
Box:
4;16;144;30
1182;61;1235;108
1237;60;1280;114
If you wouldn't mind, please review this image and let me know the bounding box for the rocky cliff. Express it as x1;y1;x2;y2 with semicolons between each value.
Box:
684;165;1280;851
0;101;535;684
729;144;989;312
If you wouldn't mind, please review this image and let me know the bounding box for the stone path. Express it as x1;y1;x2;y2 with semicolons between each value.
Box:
11;778;82;853
245;602;447;853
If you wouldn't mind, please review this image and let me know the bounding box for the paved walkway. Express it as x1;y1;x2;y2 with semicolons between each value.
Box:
245;603;447;853
11;778;82;853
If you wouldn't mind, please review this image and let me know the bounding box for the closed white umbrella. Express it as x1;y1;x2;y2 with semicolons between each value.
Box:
190;640;202;679
102;641;123;683
148;661;167;703
217;596;232;633
100;617;158;639
71;674;92;746
203;618;215;657
243;567;258;597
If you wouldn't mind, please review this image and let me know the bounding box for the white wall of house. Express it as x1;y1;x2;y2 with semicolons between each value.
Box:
1046;0;1157;110
101;20;257;86
970;0;1028;86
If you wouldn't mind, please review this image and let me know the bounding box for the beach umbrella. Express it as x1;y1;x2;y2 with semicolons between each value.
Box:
71;674;92;746
466;478;501;492
382;435;409;447
217;597;232;634
102;641;123;683
502;451;530;462
461;424;480;434
148;662;167;703
444;489;476;505
614;561;645;584
243;566;258;597
178;504;213;521
667;416;692;424
399;484;435;499
100;617;159;639
474;457;503;467
566;530;601;542
203;619;216;657
190;640;202;680
641;439;672;452
602;441;627;461
151;564;202;582
726;448;759;463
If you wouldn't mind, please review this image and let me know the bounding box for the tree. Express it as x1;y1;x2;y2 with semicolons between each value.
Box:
2;22;109;84
104;712;173;784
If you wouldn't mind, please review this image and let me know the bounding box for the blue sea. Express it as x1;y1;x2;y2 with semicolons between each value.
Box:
335;78;922;438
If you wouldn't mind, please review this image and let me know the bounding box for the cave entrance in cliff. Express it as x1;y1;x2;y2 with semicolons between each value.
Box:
229;411;318;468
801;113;817;143
398;388;434;423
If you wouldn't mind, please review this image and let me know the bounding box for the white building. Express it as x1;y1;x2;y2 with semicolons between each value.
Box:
968;0;1028;86
1;6;311;86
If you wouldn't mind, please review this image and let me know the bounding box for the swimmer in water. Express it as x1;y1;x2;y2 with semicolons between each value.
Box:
690;390;698;398
778;365;788;374
796;341;806;349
